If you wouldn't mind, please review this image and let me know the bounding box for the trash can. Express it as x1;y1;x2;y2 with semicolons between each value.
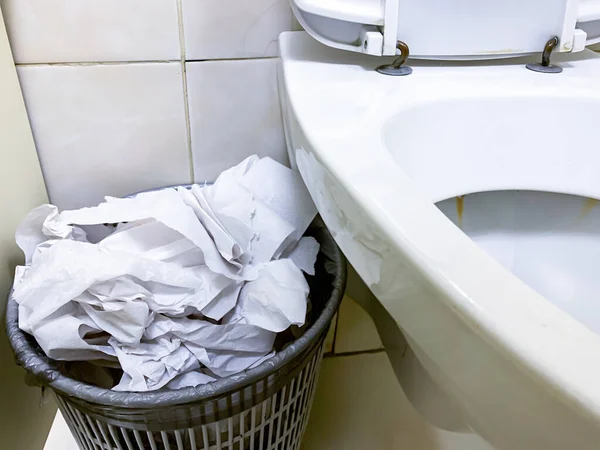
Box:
6;216;346;450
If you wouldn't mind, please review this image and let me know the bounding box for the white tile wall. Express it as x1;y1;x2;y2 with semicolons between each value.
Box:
17;62;190;209
0;0;294;208
181;0;292;60
0;0;181;63
186;58;287;182
0;0;382;360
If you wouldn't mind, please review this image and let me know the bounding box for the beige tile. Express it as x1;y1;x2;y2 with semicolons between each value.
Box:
302;353;493;450
186;59;287;183
18;62;190;209
323;313;338;353
181;0;293;59
334;295;383;354
0;0;180;63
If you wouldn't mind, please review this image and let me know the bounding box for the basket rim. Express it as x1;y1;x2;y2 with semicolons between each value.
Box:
6;214;346;409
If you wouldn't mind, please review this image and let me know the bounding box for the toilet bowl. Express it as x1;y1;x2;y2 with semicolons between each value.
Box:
278;30;600;449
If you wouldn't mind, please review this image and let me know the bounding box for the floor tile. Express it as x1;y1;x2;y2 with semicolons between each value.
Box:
323;313;338;353
302;353;494;450
334;295;383;354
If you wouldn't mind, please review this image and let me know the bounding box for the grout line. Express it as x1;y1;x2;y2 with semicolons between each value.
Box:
331;308;341;354
16;57;278;69
326;348;386;359
15;60;178;67
330;313;340;355
176;0;195;183
185;56;278;63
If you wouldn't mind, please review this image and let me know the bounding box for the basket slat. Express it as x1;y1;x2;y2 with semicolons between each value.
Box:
55;345;324;450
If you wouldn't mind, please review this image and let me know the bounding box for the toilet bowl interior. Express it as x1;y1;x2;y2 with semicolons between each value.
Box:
383;90;600;203
436;191;600;337
380;80;600;337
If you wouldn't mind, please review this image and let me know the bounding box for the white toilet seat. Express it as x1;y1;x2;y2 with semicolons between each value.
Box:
279;32;600;449
290;0;600;58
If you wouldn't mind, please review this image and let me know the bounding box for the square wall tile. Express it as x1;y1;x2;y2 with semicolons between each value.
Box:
1;0;180;63
18;62;190;209
181;0;292;59
186;59;287;182
334;295;383;354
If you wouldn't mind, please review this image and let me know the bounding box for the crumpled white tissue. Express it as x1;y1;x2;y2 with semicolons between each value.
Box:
224;259;309;332
283;237;320;276
15;240;231;336
12;155;319;391
15;204;87;264
61;188;241;279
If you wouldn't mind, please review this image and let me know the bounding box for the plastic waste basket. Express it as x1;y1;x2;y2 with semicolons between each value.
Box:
6;215;346;450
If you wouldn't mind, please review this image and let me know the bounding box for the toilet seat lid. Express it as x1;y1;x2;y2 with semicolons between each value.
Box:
291;0;600;59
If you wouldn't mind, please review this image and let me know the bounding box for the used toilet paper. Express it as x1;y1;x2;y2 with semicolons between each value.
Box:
11;155;319;392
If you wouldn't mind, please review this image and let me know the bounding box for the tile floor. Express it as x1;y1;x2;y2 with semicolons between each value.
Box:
334;296;383;354
41;297;493;450
302;353;493;450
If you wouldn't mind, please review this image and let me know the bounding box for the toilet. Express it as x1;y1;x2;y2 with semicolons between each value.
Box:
278;1;600;449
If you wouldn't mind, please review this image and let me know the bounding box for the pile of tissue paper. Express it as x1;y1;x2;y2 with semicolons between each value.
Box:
11;156;320;392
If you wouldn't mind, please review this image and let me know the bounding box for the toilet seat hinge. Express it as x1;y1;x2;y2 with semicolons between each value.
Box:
526;36;563;74
376;41;413;76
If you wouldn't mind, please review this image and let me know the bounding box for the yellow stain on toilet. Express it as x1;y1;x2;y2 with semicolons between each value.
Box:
580;198;598;220
456;195;465;228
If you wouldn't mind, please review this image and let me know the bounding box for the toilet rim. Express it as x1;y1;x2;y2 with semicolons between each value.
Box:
278;33;600;420
297;131;600;418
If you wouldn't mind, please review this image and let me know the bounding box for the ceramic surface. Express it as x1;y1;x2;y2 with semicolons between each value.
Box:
279;31;600;450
